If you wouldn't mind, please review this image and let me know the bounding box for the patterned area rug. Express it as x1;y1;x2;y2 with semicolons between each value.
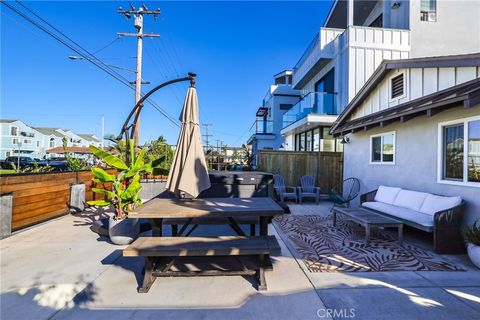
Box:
274;214;463;272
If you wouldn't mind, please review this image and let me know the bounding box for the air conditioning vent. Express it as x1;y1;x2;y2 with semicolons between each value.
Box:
391;74;404;99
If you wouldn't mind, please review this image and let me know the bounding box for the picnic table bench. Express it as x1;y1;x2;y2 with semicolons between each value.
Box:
124;235;281;293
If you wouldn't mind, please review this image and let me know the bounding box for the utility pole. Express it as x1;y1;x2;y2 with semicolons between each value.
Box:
202;124;212;151
202;123;212;168
118;5;160;146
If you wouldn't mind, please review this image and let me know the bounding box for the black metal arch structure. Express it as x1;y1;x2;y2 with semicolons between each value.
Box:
117;72;197;144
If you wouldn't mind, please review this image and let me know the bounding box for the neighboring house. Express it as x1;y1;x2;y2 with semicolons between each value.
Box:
330;54;480;225
281;0;480;152
247;71;301;165
0;120;102;159
77;134;102;148
33;127;68;156
0;120;43;159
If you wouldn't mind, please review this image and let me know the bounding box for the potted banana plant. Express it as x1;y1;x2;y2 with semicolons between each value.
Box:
87;142;154;245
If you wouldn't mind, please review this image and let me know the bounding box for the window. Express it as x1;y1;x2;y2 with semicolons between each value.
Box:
313;128;320;151
24;139;31;144
299;133;305;151
49;137;55;148
314;68;336;115
306;131;312;151
370;132;395;164
280;104;293;110
369;14;383;28
12;138;19;145
36;141;40;147
391;74;404;99
10;126;18;136
420;0;436;22
6;151;10;157
439;116;480;186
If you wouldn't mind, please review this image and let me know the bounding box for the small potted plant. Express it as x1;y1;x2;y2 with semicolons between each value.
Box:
87;143;155;245
464;220;480;269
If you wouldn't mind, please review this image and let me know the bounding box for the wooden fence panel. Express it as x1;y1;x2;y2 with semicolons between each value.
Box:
0;169;115;231
258;150;343;193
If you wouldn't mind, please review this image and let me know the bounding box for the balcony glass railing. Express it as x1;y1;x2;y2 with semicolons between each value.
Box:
249;119;274;135
283;92;337;128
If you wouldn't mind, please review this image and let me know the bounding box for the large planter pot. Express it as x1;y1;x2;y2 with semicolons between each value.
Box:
108;216;140;245
467;243;480;269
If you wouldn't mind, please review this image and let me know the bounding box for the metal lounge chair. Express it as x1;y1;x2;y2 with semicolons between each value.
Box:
329;177;360;211
273;174;298;203
297;175;320;204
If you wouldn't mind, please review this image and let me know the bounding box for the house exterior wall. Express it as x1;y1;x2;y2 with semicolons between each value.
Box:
0;121;44;159
409;0;480;58
343;104;480;225
351;66;480;120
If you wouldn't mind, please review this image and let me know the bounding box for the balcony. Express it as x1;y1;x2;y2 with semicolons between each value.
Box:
292;27;344;88
283;92;337;129
20;131;35;138
292;26;410;89
249;119;273;135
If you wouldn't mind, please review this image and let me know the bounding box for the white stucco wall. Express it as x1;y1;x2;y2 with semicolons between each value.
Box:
343;104;480;226
409;0;480;58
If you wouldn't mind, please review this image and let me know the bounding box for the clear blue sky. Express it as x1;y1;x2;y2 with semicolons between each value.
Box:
1;1;333;146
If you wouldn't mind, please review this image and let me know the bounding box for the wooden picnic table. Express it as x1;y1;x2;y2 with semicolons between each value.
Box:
126;197;285;292
128;197;284;237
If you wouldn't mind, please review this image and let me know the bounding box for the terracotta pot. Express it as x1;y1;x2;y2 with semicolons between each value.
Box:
467;243;480;269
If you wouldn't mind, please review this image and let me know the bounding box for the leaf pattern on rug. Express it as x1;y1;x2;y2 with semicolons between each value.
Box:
274;214;463;273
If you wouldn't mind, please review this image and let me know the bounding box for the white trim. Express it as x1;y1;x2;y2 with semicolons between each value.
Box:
369;131;396;165
437;115;480;187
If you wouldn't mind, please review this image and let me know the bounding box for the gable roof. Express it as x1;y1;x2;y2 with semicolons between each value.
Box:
330;53;480;135
331;77;480;135
0;119;18;124
77;134;100;142
33;127;65;138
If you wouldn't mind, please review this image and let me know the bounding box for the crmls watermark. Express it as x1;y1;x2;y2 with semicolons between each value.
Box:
316;308;356;319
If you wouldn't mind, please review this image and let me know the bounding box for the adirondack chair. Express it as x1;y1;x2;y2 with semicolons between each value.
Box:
273;174;298;203
329;177;360;211
297;175;320;204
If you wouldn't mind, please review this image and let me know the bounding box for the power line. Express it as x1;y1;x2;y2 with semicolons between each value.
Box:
4;1;181;128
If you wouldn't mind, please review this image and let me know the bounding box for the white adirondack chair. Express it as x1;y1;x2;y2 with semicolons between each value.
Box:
297;175;320;204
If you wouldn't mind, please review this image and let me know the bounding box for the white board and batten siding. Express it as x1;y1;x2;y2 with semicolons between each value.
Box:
299;26;411;114
346;26;410;103
350;66;480;120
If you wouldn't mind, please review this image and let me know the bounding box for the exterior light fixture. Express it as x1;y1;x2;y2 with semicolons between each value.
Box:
340;136;350;144
392;2;401;9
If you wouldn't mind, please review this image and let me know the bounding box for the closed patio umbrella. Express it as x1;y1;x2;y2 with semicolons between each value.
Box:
166;86;211;198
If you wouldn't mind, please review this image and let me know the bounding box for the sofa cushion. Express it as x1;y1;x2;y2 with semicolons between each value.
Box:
374;186;402;205
393;190;429;211
362;201;434;227
419;194;462;215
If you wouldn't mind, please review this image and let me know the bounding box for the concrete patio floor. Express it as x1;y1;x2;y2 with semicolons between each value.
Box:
0;202;479;320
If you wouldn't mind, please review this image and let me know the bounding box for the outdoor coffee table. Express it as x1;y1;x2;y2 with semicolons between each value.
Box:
332;207;403;245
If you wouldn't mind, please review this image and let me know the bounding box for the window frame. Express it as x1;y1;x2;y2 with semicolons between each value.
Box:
437;115;480;188
10;126;18;136
369;131;396;165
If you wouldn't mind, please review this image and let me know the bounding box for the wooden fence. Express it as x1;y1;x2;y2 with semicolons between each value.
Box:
257;150;343;193
0;170;114;231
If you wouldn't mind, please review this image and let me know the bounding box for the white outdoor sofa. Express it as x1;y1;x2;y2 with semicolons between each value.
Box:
360;185;465;254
